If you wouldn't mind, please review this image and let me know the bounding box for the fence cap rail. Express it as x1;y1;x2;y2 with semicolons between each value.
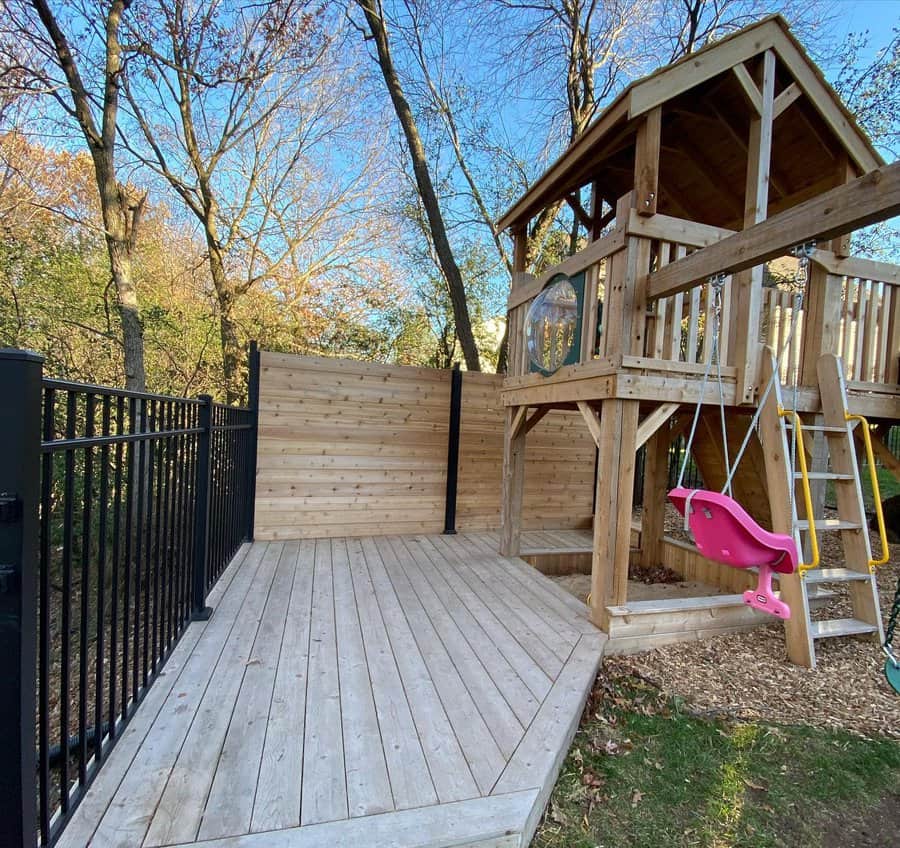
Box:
42;377;206;405
0;347;44;364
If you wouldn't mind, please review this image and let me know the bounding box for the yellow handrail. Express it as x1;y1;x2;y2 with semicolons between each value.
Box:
845;413;890;570
778;408;820;574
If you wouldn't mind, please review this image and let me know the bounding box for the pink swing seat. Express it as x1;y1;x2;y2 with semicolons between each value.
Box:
668;487;799;620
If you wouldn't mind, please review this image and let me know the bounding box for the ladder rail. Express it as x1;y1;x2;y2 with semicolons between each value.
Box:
845;413;890;569
778;407;820;574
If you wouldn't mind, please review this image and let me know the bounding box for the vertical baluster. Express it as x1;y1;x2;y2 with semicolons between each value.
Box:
151;399;163;674
109;396;124;737
38;388;54;843
77;394;94;786
60;390;76;813
854;278;868;381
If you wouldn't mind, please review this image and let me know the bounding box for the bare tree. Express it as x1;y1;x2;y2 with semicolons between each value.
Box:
3;0;147;389
350;0;482;371
120;0;367;400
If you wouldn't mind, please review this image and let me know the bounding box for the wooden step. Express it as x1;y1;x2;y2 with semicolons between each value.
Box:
804;567;873;584
809;618;878;639
783;423;848;434
792;471;855;481
795;519;862;531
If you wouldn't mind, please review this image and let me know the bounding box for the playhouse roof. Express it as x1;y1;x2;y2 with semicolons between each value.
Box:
497;15;884;233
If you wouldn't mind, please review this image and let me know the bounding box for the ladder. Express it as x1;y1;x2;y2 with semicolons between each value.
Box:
760;351;886;668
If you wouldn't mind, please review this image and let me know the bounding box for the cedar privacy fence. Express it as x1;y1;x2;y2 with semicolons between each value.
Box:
0;346;259;848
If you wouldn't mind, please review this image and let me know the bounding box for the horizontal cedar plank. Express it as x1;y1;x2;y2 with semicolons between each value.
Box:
260;351;452;381
647;162;900;300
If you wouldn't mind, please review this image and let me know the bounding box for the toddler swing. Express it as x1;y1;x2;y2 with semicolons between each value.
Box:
667;254;813;621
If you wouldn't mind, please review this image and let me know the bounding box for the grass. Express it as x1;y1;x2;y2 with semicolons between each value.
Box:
825;465;900;513
534;669;900;848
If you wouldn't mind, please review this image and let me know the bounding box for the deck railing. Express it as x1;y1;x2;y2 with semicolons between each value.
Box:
0;347;259;848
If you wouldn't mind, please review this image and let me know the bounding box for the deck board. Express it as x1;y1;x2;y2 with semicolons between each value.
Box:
58;533;605;848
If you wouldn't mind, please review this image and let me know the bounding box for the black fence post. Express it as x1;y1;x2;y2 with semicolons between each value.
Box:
0;349;42;848
245;341;260;542
443;363;462;535
191;395;213;621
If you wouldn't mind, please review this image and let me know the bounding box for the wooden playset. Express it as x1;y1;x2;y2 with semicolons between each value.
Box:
497;15;900;668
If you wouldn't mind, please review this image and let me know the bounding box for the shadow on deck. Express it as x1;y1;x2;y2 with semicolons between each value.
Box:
59;533;605;848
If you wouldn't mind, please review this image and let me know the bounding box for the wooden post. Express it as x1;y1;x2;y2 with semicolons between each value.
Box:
500;406;526;556
799;264;843;385
639;423;671;569
603;194;651;359
757;350;815;667
634;106;661;217
732;50;776;404
831;153;858;259
507;225;529;377
590;398;640;628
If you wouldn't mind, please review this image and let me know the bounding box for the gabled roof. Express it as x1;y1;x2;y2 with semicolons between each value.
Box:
497;15;884;232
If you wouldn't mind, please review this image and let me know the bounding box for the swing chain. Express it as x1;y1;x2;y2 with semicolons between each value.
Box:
790;241;816;287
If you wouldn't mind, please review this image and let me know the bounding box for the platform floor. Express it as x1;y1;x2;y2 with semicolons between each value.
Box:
59;533;604;848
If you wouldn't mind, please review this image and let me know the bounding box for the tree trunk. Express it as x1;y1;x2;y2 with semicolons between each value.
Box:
106;237;146;391
207;242;243;404
30;0;147;392
355;1;480;371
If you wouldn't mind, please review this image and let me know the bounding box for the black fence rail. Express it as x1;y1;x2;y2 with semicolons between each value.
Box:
0;347;260;848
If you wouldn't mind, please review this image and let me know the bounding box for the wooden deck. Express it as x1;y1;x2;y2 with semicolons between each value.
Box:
59;533;604;848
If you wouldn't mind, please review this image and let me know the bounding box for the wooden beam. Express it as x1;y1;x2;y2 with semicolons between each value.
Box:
773;82;801;119
639;425;672;569
626;210;734;249
732;62;763;115
566;193;593;229
773;26;883;171
857;425;900;481
511;405;529;439
500;407;526;556
757;349;815;667
646;161;900;301
732;49;776;404
629;19;779;117
523;406;549;434
799;264;843;385
497;96;630;231
708;103;790;200
590;399;640;627
636;402;680;450
634;107;661;216
507;225;626;310
830;152;858;258
577;401;603;447
670;142;745;219
809;249;900;284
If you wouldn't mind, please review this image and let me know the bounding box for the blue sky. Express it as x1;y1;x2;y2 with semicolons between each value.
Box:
829;0;899;64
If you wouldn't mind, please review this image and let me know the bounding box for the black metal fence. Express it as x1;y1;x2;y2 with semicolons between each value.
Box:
0;347;259;848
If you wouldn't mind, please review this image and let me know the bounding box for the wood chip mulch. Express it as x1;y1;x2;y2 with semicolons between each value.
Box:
608;517;900;739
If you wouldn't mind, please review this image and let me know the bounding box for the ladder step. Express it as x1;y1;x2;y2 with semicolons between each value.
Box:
784;423;847;434
804;567;873;584
795;519;862;531
792;471;855;481
810;618;878;639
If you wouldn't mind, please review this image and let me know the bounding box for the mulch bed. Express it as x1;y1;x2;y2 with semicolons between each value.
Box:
604;505;900;739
